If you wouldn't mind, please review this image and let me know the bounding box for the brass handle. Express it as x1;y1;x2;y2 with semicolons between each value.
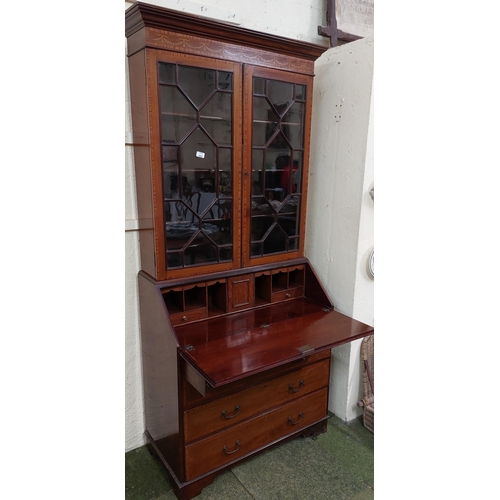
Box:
289;380;305;393
222;440;241;455
221;405;240;419
288;412;304;425
285;292;291;298
182;315;188;321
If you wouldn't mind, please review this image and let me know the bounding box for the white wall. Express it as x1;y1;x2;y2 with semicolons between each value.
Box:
125;0;373;450
306;37;374;420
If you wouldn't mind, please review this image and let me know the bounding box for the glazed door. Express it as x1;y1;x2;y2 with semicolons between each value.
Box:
148;50;243;280
243;65;313;267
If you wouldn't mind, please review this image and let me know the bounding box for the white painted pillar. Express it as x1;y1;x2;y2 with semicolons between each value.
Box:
306;37;374;420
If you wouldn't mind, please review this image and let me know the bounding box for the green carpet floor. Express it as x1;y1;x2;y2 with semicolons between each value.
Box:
125;415;374;500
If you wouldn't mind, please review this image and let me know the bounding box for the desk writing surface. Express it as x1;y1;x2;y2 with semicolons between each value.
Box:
176;298;373;387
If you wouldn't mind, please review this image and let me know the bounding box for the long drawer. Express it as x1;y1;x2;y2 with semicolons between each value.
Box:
184;359;329;443
184;387;328;480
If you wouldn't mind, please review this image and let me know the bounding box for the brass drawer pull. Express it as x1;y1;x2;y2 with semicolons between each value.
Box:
289;380;305;393
288;412;304;425
221;405;241;419
222;440;241;455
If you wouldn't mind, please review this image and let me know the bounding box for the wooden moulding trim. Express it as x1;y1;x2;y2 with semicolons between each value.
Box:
337;29;364;43
150;257;310;289
125;2;328;61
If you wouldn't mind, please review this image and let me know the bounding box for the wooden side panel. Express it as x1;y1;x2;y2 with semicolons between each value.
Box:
128;50;157;278
138;272;182;480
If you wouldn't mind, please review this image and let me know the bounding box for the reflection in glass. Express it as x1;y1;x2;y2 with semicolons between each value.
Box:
159;63;175;84
178;66;215;107
160;86;196;144
200;92;232;145
250;76;307;258
218;72;232;90
158;62;234;269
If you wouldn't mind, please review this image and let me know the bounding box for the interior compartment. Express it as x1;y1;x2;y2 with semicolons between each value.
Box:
271;270;288;292
254;272;272;305
288;266;305;288
163;288;184;313
207;280;227;316
184;284;206;311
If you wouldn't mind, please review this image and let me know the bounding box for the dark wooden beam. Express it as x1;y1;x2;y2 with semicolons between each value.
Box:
317;0;338;47
318;0;363;47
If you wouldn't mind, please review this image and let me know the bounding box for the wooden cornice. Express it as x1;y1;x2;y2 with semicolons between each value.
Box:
125;2;328;61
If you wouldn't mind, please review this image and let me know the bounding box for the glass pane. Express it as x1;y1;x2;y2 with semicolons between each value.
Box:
202;198;232;222
283;102;304;149
251;149;264;196
218;71;232;91
180;127;216;193
253;96;277;122
159;63;235;270
253;121;271;147
220;247;232;262
218;148;232;195
292;151;303;193
249;76;308;259
167;252;183;268
280;195;299;215
159;86;196;143
178;66;215;108
185;233;218;265
162;146;179;199
252;215;274;242
251;242;262;257
295;84;306;101
278;212;299;237
254;78;265;95
200;92;232;146
268;131;291;152
263;224;287;254
166;221;198;249
158;63;175;84
267;80;294;107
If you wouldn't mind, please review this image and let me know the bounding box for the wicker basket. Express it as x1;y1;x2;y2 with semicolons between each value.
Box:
358;335;374;433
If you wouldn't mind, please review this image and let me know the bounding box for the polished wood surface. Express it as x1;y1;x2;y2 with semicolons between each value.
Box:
181;350;330;410
184;358;329;442
184;388;327;480
177;298;373;386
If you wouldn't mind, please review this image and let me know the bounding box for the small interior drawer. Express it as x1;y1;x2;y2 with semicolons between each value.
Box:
271;286;303;303
170;307;207;326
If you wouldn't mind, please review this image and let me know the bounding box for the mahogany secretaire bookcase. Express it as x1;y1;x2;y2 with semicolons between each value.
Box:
125;3;374;498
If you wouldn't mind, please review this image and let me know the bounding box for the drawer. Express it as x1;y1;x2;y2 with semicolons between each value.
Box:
169;307;206;326
271;286;303;303
182;350;330;410
184;387;328;480
184;359;329;442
